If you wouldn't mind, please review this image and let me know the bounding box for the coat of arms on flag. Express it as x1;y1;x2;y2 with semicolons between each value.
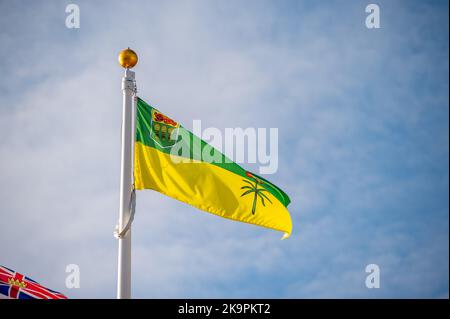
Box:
149;108;180;148
0;265;67;299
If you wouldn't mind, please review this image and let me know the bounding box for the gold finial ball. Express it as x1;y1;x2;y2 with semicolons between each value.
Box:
118;48;138;69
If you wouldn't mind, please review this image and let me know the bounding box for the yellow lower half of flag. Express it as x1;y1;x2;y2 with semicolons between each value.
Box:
134;142;292;237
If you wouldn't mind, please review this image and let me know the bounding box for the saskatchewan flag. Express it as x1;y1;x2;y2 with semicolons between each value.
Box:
134;97;293;238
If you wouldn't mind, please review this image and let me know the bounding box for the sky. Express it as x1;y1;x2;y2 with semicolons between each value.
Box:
0;0;448;298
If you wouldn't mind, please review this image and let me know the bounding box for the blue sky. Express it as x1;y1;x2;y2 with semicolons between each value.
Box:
0;0;448;298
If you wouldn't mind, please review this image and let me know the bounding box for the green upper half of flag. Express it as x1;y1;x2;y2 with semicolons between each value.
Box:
135;97;291;207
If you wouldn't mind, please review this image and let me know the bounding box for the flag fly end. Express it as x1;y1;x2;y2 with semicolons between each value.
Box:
281;232;290;240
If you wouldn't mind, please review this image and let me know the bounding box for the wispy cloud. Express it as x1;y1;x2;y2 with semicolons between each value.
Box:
0;0;448;298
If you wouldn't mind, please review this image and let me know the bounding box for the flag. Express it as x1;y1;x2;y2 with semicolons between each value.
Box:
0;265;67;299
134;97;293;238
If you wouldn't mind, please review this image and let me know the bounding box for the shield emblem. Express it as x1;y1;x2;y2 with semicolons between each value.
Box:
150;109;180;148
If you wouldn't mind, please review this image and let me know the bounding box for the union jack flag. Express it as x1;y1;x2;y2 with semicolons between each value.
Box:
0;265;67;299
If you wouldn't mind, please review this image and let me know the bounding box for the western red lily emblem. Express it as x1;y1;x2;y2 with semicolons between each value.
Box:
241;172;272;215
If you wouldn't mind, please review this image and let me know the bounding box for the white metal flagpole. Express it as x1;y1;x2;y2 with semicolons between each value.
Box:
116;48;138;299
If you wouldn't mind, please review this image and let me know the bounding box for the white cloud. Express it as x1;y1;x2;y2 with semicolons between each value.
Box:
0;0;448;298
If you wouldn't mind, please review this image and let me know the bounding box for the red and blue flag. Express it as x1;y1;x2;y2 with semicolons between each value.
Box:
0;265;67;299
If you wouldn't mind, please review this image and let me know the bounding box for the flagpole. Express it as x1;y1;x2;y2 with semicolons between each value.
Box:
117;48;138;299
